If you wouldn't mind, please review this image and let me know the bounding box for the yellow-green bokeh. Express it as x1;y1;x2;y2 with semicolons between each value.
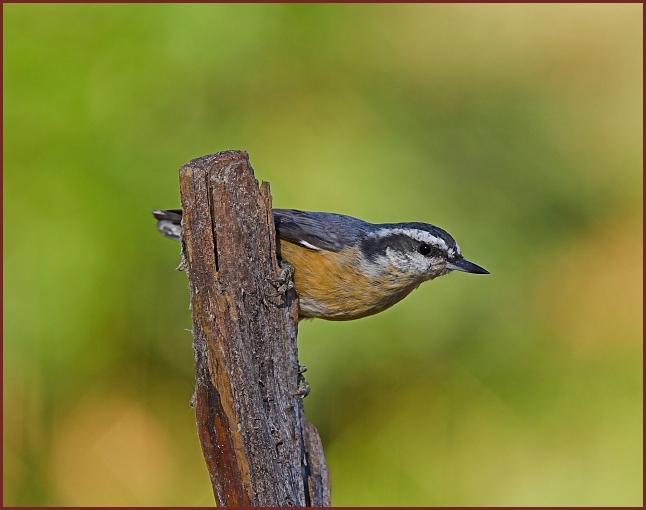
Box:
3;3;642;506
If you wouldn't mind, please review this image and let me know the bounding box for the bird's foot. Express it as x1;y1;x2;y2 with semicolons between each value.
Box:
269;261;294;295
293;364;310;398
293;377;310;398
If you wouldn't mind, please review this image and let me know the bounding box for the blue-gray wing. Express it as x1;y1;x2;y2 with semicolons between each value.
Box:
153;208;371;252
273;209;371;252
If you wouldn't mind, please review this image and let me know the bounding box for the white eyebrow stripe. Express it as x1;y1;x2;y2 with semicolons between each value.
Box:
299;240;321;251
371;228;449;251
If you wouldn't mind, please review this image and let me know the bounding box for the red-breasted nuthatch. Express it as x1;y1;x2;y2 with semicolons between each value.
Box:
153;208;488;321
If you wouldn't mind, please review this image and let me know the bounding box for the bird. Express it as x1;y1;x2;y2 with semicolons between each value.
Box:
153;208;488;321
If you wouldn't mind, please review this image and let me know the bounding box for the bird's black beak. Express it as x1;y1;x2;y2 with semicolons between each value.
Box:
447;257;489;274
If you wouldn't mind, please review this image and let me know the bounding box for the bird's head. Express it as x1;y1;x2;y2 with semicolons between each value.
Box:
360;222;489;282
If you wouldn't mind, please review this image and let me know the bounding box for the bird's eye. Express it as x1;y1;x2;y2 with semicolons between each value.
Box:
418;243;432;256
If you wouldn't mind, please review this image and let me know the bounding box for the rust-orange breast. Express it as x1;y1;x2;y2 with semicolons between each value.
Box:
279;240;420;320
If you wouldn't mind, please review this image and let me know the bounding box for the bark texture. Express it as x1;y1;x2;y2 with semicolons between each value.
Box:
178;150;329;506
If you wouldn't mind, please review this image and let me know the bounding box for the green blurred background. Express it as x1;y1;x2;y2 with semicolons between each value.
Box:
3;3;642;506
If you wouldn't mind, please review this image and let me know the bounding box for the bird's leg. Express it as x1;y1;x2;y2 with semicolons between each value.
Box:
294;369;311;398
293;364;310;397
269;260;294;295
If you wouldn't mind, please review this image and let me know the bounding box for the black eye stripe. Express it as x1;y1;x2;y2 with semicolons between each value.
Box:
361;234;417;260
361;233;450;260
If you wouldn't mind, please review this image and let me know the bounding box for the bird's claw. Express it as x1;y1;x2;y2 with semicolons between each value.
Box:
269;262;294;295
293;364;310;398
294;378;310;398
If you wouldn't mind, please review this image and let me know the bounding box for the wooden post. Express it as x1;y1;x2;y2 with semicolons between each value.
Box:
178;150;330;506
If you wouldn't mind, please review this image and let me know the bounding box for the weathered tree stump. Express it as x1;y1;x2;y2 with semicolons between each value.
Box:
178;150;329;506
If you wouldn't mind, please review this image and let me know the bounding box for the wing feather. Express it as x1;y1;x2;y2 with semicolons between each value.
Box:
273;209;370;252
153;208;370;252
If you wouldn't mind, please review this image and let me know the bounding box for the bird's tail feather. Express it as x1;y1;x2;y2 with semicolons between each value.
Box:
153;209;183;240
